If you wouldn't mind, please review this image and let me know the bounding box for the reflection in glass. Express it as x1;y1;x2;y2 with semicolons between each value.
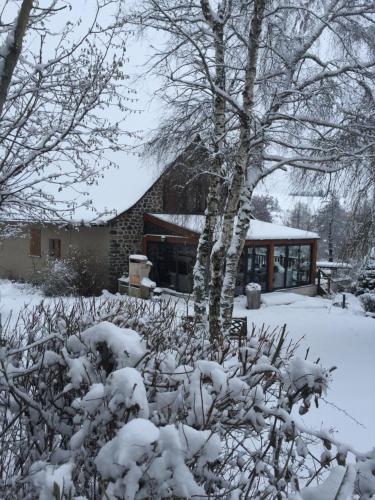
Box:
246;246;268;291
273;246;287;289
274;245;311;289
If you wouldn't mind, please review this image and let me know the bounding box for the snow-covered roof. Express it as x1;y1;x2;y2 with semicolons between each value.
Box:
148;214;319;240
317;261;352;269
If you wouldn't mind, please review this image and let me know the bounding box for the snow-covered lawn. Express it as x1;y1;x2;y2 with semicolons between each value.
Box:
1;280;374;453
233;292;375;452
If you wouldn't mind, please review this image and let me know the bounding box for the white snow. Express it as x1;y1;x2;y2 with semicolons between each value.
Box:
332;292;365;315
291;465;356;500
232;293;375;452
95;417;220;498
261;291;307;306
141;277;156;288
0;280;43;326
246;282;261;292
317;261;352;269
95;417;160;479
107;367;149;418
148;213;319;240
68;321;146;369
31;462;75;500
129;254;149;262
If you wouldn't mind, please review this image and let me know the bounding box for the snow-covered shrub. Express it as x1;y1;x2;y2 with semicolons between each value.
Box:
0;296;374;498
359;292;375;313
40;249;107;297
356;250;375;294
66;247;108;296
40;257;77;296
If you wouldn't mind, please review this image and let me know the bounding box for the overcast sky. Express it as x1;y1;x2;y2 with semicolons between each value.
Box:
47;1;320;222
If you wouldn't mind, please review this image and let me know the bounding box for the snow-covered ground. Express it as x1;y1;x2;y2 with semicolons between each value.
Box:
233;292;375;453
1;280;374;453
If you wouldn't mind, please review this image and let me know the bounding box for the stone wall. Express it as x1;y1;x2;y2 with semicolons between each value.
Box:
108;178;164;290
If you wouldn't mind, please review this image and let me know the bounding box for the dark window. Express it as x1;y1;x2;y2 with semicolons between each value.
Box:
147;241;196;293
273;244;311;289
236;246;269;294
49;238;61;258
30;228;41;257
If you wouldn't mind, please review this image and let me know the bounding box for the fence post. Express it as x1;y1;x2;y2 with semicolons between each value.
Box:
342;293;346;309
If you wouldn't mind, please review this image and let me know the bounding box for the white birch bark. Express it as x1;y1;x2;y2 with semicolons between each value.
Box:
193;0;227;338
212;0;266;337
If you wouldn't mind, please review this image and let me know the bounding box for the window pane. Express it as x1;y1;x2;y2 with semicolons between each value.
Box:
298;245;311;285
286;245;299;287
273;246;286;289
285;245;312;288
49;239;61;258
246;246;268;291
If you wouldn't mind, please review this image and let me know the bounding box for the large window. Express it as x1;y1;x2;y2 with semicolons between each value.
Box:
273;245;311;289
147;241;196;293
236;246;268;293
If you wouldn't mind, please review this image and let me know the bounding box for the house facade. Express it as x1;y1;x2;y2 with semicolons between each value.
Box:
0;147;319;295
142;214;318;295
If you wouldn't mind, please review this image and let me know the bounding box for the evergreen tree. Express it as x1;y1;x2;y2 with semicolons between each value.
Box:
285;201;314;231
314;194;348;262
251;194;281;223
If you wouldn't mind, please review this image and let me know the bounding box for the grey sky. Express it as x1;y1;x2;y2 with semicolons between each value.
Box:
50;1;315;221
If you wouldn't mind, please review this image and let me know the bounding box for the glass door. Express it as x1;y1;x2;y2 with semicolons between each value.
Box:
245;246;268;291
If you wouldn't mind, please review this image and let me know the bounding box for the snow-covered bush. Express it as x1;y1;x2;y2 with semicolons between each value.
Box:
41;249;107;297
356;250;375;294
0;296;374;498
41;258;78;296
360;292;375;313
355;250;375;314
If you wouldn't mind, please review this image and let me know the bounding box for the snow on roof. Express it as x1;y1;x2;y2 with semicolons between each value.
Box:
317;261;352;269
148;214;319;240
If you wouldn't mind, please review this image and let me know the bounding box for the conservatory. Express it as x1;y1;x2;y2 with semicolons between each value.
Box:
143;213;319;295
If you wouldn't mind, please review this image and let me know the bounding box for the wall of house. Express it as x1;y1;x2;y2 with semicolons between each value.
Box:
0;223;110;287
108;155;211;290
108;178;164;289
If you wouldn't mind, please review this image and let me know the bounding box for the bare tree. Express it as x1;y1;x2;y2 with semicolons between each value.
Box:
0;0;131;222
285;201;315;232
133;0;375;341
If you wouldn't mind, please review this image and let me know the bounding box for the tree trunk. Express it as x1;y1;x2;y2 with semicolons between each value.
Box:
208;159;245;341
220;182;257;330
213;0;265;337
193;1;226;339
193;183;219;328
0;0;33;116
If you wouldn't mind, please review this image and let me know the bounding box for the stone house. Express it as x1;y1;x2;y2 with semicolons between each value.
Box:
0;146;319;295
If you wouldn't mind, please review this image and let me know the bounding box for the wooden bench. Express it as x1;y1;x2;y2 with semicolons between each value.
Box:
181;315;247;343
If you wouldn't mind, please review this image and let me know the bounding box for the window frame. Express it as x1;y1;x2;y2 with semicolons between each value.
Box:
48;238;61;259
273;244;312;290
29;228;41;257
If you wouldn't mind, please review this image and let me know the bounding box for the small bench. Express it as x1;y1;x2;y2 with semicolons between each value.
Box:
181;315;247;343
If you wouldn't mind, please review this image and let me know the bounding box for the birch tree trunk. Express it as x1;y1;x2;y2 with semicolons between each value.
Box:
220;174;260;330
210;0;266;338
193;0;226;337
